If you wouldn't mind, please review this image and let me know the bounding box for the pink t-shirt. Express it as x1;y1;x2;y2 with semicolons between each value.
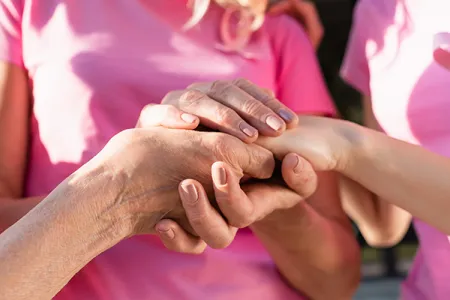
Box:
0;1;335;299
342;0;450;299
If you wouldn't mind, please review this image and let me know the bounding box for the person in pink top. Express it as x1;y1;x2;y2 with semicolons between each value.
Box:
0;0;360;299
340;0;450;298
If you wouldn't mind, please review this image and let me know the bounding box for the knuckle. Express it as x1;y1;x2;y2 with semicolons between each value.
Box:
214;107;237;126
138;104;154;119
187;210;208;228
262;96;282;109
240;99;269;116
228;212;254;228
210;236;233;249
188;216;206;230
247;146;275;177
161;90;179;104
209;80;233;98
186;82;202;90
116;128;139;144
232;77;252;87
180;89;205;105
191;242;207;254
210;134;233;159
164;104;178;114
296;174;318;198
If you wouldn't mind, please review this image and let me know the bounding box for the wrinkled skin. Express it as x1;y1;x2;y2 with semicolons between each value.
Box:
99;127;275;235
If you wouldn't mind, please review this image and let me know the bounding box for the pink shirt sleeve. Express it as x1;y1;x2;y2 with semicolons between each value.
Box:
0;0;23;66
266;16;336;116
340;1;372;96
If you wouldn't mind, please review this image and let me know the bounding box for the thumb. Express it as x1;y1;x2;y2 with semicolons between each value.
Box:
281;153;318;199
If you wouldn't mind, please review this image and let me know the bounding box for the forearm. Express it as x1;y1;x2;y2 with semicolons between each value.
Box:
341;124;450;235
0;196;44;233
251;207;359;300
340;176;412;247
250;172;360;299
0;165;127;300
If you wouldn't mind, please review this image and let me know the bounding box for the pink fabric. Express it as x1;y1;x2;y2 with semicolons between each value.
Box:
342;0;450;299
0;1;335;299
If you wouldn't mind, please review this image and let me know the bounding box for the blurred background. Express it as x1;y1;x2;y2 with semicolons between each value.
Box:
315;0;417;298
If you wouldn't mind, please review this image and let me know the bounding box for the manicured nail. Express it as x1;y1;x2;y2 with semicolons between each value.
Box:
157;228;175;239
292;155;303;174
216;166;227;186
278;109;295;123
239;122;257;137
181;113;197;123
181;183;198;202
266;115;284;131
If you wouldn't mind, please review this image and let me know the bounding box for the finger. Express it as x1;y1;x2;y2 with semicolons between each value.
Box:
211;162;256;228
232;78;299;128
190;80;288;135
281;153;318;198
254;131;290;161
237;143;276;179
163;89;259;143
137;104;199;129
261;88;276;98
155;219;207;254
179;180;237;249
243;181;303;216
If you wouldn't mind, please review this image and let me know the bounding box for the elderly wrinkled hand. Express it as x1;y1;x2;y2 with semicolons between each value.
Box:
138;103;320;253
159;78;299;142
91;104;275;237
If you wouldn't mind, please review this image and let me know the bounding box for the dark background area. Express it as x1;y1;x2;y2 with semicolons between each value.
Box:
315;0;417;278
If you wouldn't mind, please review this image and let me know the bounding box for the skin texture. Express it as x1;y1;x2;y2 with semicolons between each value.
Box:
0;76;294;234
6;111;450;299
340;96;412;247
0;71;360;300
149;106;361;300
0;62;45;233
259;115;450;238
0;118;277;299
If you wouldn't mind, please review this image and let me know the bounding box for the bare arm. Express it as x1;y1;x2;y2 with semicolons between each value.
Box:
0;62;45;232
339;119;450;237
250;112;360;300
340;96;412;247
251;171;360;300
0;164;127;300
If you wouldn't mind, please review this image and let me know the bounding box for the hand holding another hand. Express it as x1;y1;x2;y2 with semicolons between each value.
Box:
138;104;320;254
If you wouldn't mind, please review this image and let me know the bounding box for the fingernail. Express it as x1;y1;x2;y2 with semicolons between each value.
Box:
292;155;303;174
181;113;197;123
181;183;198;202
278;109;295;123
239;122;257;137
266;115;284;131
157;228;175;239
216;166;227;186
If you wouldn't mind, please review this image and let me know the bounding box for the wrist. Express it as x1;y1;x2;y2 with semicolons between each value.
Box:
332;120;371;174
66;160;133;242
74;129;174;238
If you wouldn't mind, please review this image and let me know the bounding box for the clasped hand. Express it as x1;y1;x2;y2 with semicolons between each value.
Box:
141;79;347;254
93;79;349;252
